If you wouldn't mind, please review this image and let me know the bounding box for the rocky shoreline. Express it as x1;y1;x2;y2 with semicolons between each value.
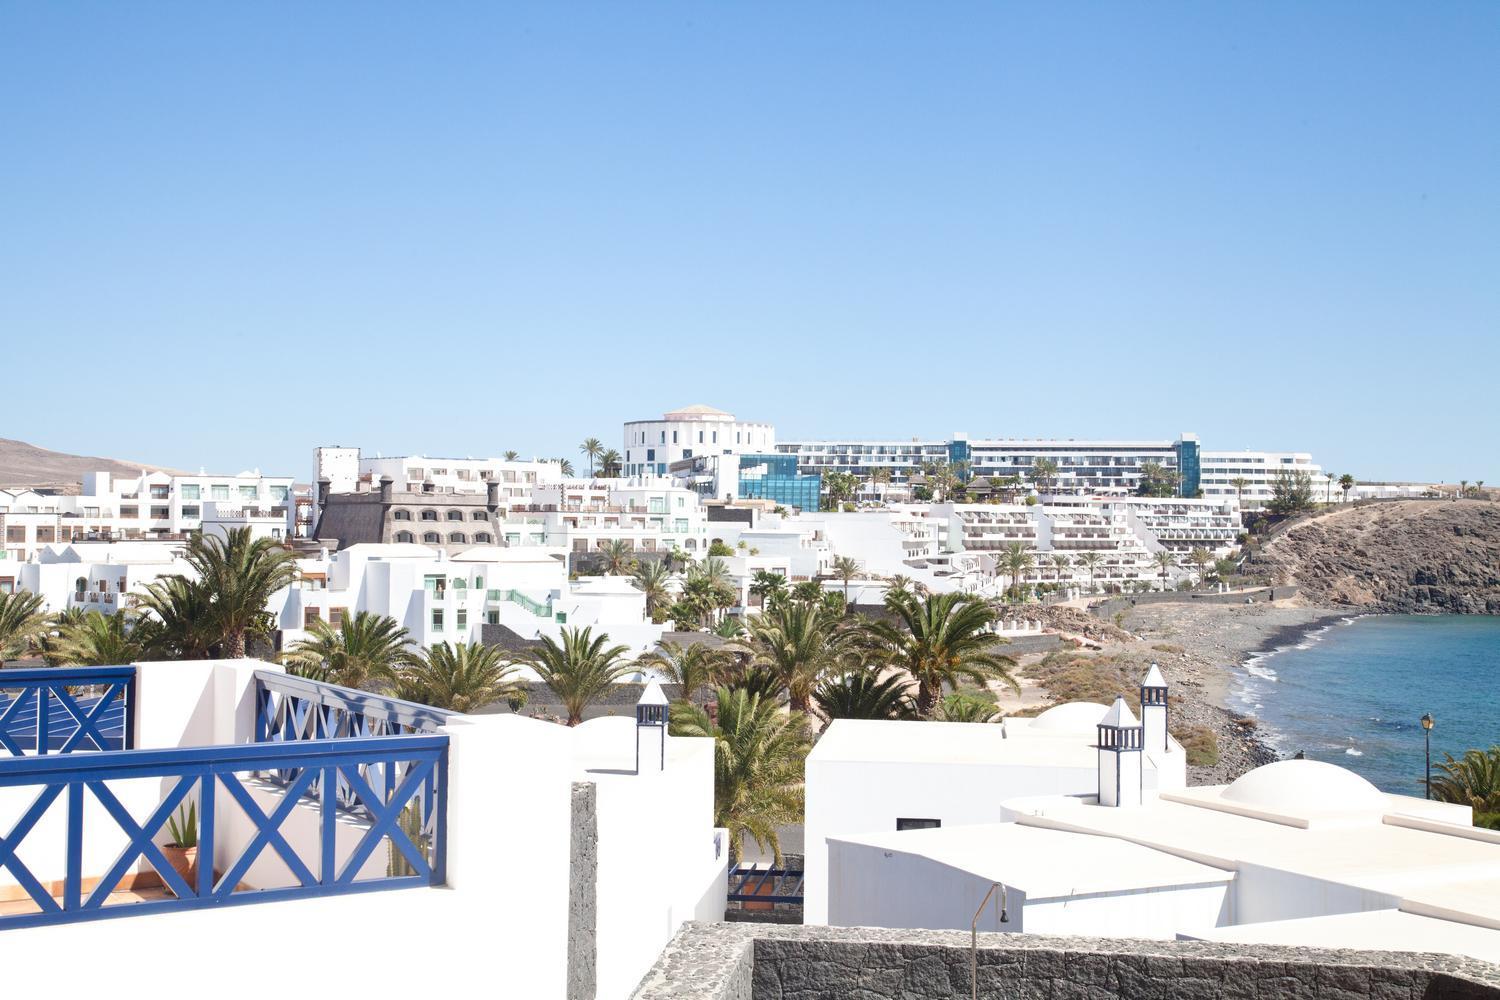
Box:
1117;600;1355;784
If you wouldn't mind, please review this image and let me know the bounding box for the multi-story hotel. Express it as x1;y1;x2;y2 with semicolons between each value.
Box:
622;404;775;479
0;469;295;563
314;446;564;499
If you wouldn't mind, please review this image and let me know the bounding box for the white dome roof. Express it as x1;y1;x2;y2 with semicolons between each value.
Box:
1031;702;1110;732
1221;759;1386;813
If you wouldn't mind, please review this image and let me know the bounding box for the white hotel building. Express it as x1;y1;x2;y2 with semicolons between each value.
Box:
622;405;776;479
314;446;564;500
0;469;295;566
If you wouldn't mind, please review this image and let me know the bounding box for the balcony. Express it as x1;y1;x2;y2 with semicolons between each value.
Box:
0;665;447;929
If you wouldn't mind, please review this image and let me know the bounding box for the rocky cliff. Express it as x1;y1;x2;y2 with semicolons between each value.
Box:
1248;500;1500;614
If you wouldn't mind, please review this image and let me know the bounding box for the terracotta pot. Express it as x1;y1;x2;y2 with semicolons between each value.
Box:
161;844;198;896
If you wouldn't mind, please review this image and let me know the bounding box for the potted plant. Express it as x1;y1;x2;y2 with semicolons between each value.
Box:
162;800;198;895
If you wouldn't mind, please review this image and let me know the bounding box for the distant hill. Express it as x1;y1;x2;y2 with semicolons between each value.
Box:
0;438;187;493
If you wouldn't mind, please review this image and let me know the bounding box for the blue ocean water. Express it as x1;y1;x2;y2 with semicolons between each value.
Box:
1231;615;1500;793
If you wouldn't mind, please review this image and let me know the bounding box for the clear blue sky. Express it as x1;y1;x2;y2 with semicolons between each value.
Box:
3;3;1495;483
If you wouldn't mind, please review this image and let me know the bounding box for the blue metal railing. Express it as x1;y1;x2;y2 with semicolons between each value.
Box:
0;666;135;757
728;862;804;905
0;735;448;929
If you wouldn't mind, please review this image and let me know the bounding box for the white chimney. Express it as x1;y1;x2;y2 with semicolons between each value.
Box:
635;680;669;774
1140;662;1169;755
1097;696;1144;808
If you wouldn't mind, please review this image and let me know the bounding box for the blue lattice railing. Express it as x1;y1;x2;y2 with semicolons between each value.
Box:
0;666;134;756
0;735;447;929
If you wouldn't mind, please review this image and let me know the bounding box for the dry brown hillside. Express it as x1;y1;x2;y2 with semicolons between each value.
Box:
1247;500;1500;614
0;438;185;493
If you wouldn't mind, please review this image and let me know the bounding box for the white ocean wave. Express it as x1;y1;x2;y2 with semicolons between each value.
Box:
1344;748;1364;757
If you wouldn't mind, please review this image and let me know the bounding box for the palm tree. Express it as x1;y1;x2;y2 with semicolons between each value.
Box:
0;590;49;666
1186;547;1213;583
37;607;88;666
399;641;519;713
597;539;637;576
1001;541;1033;599
860;591;1018;717
1152;550;1177;591
579;438;603;477
1460;480;1469;499
1049;553;1071;586
1429;746;1500;825
281;612;416;689
1074;552;1103;594
598;449;623;477
631;560;673;618
831;555;861;607
134;575;216;659
49;610;146;666
503;450;520;462
1029;457;1059;495
556;458;576;478
177;527;298;658
1229;477;1249;507
866;466;892;500
814;669;915;721
748;570;788;609
637;639;731;704
518;626;632;725
670;687;811;863
736;599;856;714
1339;474;1356;502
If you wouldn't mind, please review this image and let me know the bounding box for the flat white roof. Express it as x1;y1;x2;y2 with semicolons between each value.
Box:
831;822;1231;898
811;719;1102;769
1012;795;1500;910
1189;909;1500;965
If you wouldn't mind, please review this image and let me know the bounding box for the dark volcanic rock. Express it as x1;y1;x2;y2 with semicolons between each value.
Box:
1246;500;1500;615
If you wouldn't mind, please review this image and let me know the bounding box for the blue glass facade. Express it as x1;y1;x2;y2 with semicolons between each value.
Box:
1174;438;1201;497
737;454;822;510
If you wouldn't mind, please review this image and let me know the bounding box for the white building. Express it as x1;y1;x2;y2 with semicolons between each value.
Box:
505;479;713;560
1199;450;1332;508
0;660;724;998
804;682;1188;925
819;702;1500;965
623;405;775;479
314;446;564;500
273;543;665;653
7;540;193;613
1;469;295;563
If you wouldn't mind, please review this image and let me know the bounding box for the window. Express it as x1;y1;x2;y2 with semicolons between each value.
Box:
180;484;200;500
431;608;444;631
456;608;467;629
698;431;703;443
181;505;200;518
448;532;467;543
646;448;655;462
303;607;321;628
150;506;169;519
474;576;483;588
329;607;346;627
420;510;438;521
150;485;170;500
120;506;138;519
505;533;520;545
486;610;499;625
471;510;488;520
393;509;412;521
212;485;230;501
239;485;258;500
672;431;678;444
75;577;87;599
446;510;464;521
395;531;414;543
270;485;289;502
474;532;492;544
422;532;441;544
896;818;941;831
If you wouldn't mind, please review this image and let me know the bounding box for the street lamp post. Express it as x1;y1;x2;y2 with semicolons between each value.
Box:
1421;713;1435;799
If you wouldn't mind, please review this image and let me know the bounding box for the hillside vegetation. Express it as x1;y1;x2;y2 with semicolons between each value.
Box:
1248;500;1500;614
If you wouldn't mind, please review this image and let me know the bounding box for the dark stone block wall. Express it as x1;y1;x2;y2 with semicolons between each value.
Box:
631;924;1500;1000
568;782;598;1000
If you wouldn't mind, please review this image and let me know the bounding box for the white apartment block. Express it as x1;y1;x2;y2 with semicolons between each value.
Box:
4;540;192;611
622;405;775;478
314;446;564;499
0;469;294;564
1199;450;1332;508
503;479;713;558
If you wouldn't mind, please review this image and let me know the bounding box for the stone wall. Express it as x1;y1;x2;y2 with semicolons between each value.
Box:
631;923;1500;1000
1090;586;1298;621
568;782;598;1000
